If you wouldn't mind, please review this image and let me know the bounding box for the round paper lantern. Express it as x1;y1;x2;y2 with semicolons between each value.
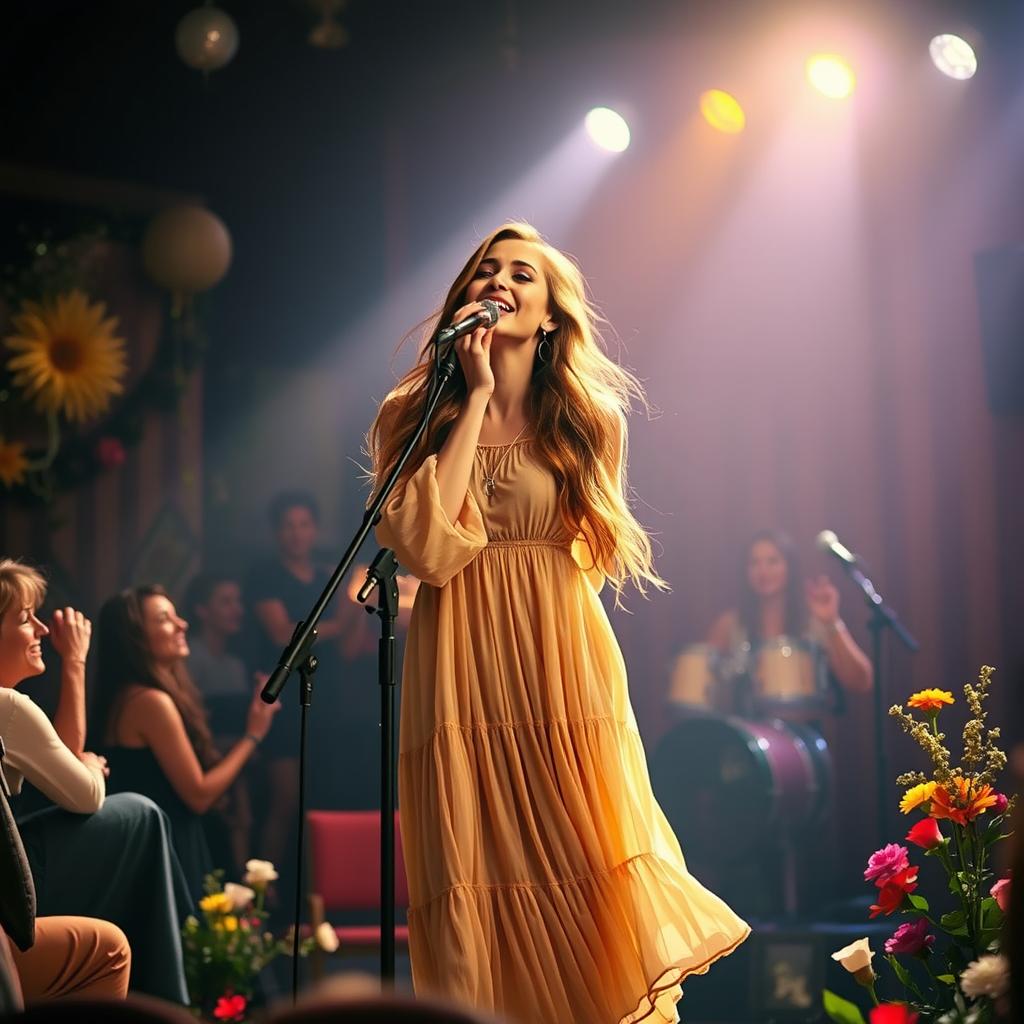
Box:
175;6;239;72
142;205;232;294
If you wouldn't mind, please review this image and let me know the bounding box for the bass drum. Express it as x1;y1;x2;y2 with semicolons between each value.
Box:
650;715;831;864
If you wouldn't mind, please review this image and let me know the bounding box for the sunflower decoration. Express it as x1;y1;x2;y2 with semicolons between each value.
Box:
0;437;29;488
4;289;128;424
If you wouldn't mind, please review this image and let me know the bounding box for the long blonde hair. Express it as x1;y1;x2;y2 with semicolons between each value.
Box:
367;222;666;600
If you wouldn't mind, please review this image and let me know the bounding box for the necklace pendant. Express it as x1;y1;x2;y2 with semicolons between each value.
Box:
483;476;496;497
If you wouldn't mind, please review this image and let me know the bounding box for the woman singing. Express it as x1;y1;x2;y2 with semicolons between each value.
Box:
368;222;748;1024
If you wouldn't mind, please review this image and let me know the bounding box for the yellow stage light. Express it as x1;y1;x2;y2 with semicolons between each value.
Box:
700;90;746;134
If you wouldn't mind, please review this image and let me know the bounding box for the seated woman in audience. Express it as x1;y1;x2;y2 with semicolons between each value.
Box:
6;917;131;1005
94;584;279;898
0;558;189;1004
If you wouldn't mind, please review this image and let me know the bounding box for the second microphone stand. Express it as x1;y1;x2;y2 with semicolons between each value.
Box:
838;561;919;847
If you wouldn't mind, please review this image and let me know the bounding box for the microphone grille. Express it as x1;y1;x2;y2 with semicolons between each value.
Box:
480;299;500;327
816;529;837;551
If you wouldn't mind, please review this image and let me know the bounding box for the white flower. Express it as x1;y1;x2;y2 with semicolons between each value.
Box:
960;954;1009;1000
244;859;279;888
831;937;874;974
223;882;256;911
315;921;340;953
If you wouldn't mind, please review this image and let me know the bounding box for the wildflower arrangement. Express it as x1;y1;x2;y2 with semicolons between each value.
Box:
182;860;338;1021
824;667;1015;1024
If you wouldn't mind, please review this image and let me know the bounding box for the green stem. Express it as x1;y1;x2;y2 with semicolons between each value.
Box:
950;824;974;948
969;821;984;950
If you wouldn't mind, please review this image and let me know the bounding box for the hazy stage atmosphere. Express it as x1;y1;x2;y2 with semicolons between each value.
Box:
0;2;1022;1022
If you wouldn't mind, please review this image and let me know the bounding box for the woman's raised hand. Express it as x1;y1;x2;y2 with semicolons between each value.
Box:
450;302;495;397
805;575;840;626
50;607;92;665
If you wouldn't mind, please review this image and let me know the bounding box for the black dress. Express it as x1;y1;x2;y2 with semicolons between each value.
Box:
99;746;215;900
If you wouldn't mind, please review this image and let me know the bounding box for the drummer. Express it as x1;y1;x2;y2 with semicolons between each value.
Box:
706;529;873;707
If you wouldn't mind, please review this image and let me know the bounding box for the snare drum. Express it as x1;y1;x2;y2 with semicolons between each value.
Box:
752;636;824;715
667;644;720;711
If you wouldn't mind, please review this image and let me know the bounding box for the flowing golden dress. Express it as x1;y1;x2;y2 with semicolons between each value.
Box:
377;441;749;1024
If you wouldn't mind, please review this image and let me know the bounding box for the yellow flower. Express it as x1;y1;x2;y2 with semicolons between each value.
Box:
0;436;29;488
4;289;127;423
907;689;955;713
222;915;238;932
199;892;233;915
900;780;938;814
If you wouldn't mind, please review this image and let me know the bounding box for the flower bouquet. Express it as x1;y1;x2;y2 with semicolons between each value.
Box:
824;667;1015;1024
182;859;338;1021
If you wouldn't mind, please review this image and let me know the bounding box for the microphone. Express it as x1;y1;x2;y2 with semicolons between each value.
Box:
816;529;859;566
435;299;500;345
815;529;919;653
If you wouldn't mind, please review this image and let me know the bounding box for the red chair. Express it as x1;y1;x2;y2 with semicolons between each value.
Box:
306;811;410;977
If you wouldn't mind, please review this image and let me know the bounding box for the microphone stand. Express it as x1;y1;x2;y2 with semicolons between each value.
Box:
260;346;459;994
835;560;919;848
357;548;399;981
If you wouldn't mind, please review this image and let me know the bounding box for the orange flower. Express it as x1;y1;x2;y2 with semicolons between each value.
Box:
907;689;955;713
929;777;998;826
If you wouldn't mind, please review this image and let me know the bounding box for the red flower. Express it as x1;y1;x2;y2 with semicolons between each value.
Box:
870;1005;919;1024
905;817;943;850
869;866;919;918
213;994;247;1021
95;436;126;469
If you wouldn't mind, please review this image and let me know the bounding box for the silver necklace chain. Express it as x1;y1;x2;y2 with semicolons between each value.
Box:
478;424;530;498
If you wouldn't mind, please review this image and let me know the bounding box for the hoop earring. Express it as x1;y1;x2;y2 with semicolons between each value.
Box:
537;329;552;364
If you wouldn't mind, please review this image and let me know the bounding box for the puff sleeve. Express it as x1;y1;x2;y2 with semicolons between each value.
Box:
376;454;488;588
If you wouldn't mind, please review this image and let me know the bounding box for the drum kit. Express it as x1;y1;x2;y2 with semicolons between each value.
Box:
652;638;834;917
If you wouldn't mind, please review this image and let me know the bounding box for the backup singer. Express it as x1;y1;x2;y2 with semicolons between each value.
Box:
368;222;748;1024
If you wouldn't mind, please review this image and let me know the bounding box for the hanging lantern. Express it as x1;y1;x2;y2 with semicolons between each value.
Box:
142;205;233;296
175;6;239;72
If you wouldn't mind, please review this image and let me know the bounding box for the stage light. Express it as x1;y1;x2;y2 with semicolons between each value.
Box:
700;90;746;134
805;54;856;100
929;34;978;80
585;107;631;152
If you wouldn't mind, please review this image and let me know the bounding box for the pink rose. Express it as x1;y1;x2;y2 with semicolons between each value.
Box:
993;793;1009;814
865;844;911;886
884;918;935;956
991;876;1010;913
